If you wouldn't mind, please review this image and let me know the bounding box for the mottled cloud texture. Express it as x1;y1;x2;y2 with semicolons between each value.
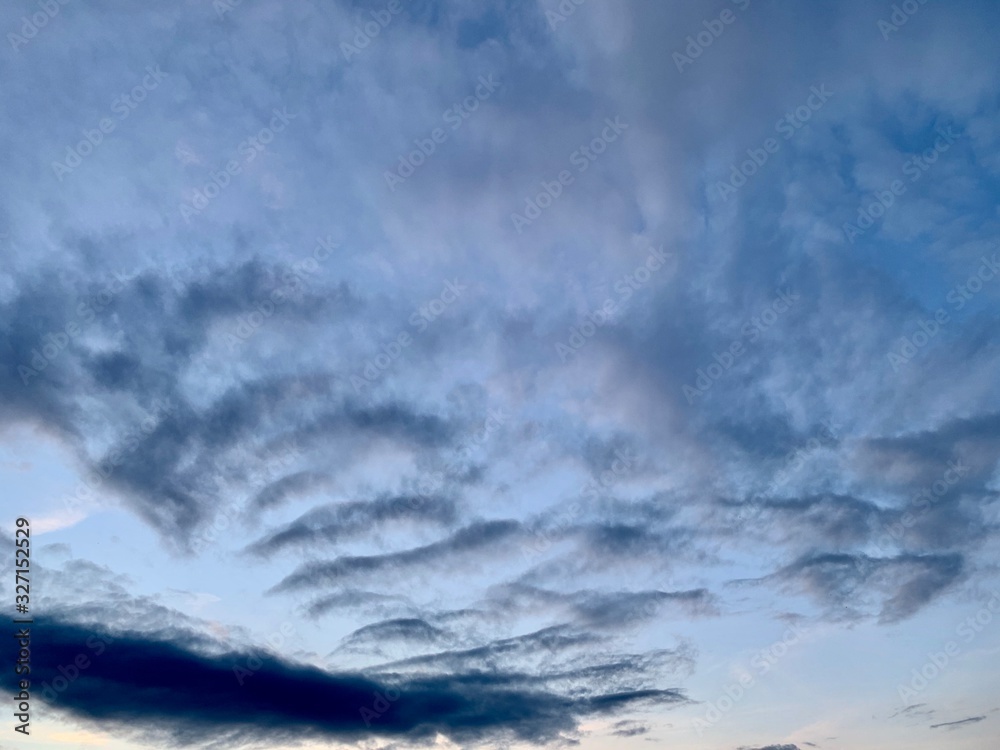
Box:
1;0;999;748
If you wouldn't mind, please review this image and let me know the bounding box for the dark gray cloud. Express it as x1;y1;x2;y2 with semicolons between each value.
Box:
0;615;686;747
584;522;684;559
249;470;333;511
270;520;524;592
930;716;985;730
246;494;459;557
337;618;452;653
0;261;475;548
304;590;414;620
488;583;717;630
752;552;964;623
367;625;611;675
861;413;1000;480
610;719;650;737
361;624;696;713
732;494;881;547
572;588;717;626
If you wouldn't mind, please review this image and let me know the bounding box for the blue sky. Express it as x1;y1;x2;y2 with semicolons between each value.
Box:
1;1;1000;749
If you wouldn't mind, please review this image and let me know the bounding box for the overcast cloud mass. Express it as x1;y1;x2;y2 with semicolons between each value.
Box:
1;1;999;750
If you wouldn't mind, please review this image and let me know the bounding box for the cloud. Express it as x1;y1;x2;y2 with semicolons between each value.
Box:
270;520;525;592
245;494;459;558
3;0;1000;746
487;584;717;630
0;262;473;549
930;716;986;730
336;618;452;654
303;590;414;620
889;703;933;720
0;615;688;747
248;470;333;511
759;552;964;622
610;719;650;737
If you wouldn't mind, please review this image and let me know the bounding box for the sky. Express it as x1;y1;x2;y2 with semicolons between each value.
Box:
1;0;1000;749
